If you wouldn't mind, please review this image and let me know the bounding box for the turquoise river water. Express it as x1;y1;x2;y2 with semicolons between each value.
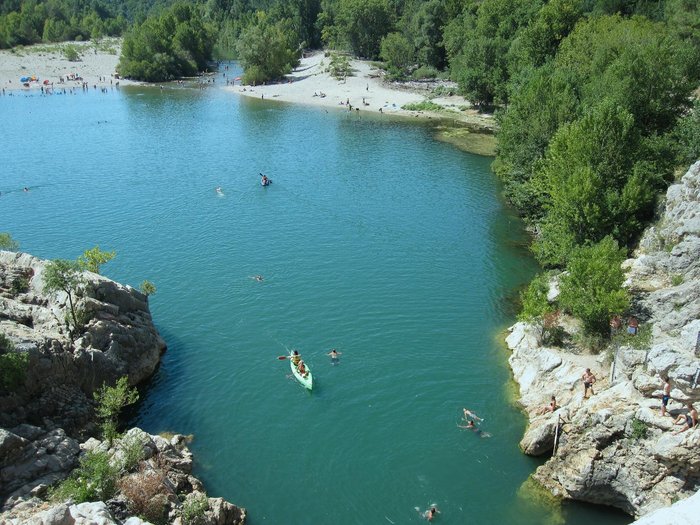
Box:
0;77;630;525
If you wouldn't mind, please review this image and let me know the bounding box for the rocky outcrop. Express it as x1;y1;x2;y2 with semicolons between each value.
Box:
1;428;246;525
0;252;247;524
507;161;700;518
0;251;166;432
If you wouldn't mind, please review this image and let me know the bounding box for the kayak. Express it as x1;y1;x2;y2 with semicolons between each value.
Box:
290;353;312;390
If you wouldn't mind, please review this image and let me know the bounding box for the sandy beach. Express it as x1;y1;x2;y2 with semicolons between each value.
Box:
225;51;496;132
0;38;137;93
0;42;495;153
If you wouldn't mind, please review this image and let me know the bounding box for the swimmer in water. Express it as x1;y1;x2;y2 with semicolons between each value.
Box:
415;506;440;521
327;348;342;364
462;408;483;422
458;419;491;438
250;275;264;282
215;186;223;194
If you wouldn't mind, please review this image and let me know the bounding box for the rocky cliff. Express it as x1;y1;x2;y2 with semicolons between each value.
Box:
0;252;246;524
506;161;700;518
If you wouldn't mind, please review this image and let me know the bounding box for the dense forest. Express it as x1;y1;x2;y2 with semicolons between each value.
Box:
2;0;700;342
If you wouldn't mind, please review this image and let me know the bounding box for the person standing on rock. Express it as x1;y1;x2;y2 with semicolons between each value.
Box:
660;375;672;417
582;368;596;398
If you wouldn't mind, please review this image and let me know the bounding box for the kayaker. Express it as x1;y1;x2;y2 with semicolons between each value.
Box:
291;350;301;366
298;360;307;377
260;173;269;186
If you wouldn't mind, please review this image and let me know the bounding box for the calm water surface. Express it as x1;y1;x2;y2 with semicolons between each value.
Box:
0;78;629;525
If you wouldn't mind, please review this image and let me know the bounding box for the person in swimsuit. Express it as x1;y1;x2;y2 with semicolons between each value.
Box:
327;349;341;364
673;402;697;434
660;375;671;417
462;408;483;422
291;350;301;366
297;360;307;377
424;507;439;521
582;368;596;398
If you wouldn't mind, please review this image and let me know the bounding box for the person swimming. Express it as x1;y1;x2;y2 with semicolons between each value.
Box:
215;186;223;195
251;275;264;282
327;348;342;364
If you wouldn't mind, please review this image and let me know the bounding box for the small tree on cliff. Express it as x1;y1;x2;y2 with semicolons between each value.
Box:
78;246;116;274
94;376;140;443
43;259;84;337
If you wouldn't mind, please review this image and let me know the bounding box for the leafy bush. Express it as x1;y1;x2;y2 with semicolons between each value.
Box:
0;334;29;392
327;53;352;80
117;433;146;473
11;276;29;295
181;493;209;525
78;246;116;274
0;233;19;251
558;237;629;338
412;66;439;80
630;418;648;440
94;377;139;442
52;450;119;503
63;45;80;61
402;100;442;111
140;280;157;297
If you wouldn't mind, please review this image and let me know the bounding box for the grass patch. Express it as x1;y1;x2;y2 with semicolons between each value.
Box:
402;100;443;111
671;274;683;286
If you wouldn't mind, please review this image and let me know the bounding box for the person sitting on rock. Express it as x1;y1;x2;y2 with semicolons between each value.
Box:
673;402;697;434
536;396;558;415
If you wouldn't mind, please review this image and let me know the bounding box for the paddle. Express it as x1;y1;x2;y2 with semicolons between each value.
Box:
277;355;288;360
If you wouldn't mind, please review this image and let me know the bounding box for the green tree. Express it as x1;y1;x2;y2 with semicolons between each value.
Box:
94;376;139;442
380;31;414;77
558;237;629;337
118;3;214;82
78;246;116;274
447;0;542;106
0;232;19;251
334;0;394;59
512;0;583;68
532;99;660;266
43;259;84;336
236;13;300;84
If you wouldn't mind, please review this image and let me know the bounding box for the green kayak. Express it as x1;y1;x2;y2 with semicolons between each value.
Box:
290;353;313;390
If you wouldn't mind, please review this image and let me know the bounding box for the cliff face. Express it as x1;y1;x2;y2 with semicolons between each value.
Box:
0;251;166;433
0;253;247;524
507;161;700;518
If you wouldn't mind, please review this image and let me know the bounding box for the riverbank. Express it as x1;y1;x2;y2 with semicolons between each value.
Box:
506;161;700;519
0;38;137;92
225;51;497;155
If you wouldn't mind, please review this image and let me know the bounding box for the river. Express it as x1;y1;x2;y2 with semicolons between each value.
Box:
0;79;629;525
